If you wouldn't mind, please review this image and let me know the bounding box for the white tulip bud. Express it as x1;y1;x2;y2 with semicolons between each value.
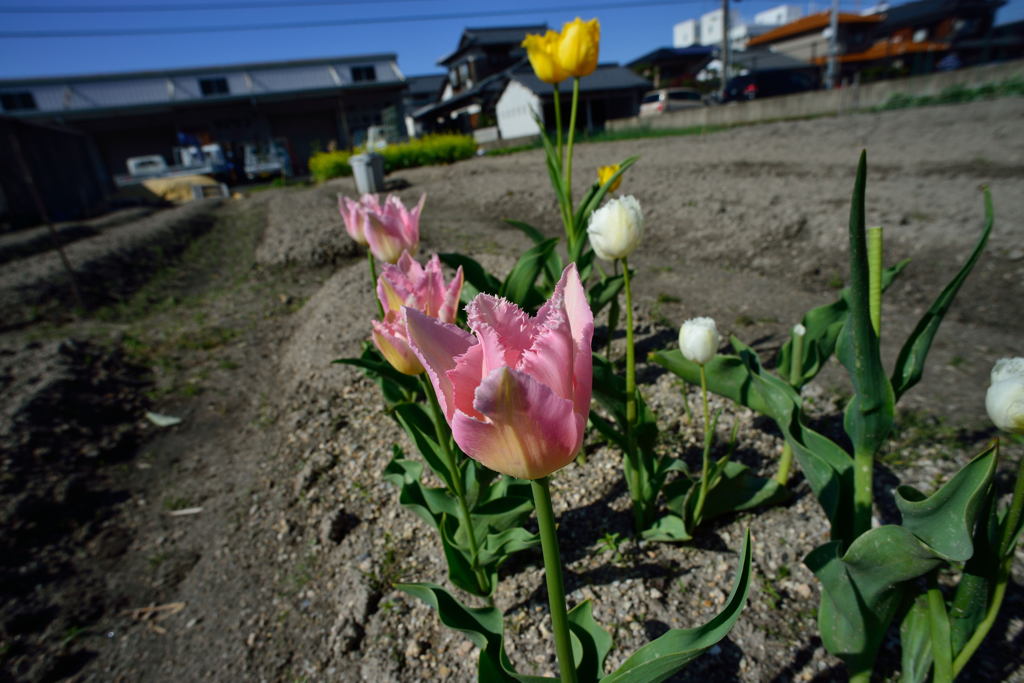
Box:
679;317;721;365
793;323;807;337
986;357;1024;434
587;195;643;261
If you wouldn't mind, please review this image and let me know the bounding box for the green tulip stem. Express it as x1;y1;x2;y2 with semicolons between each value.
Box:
777;327;805;485
420;374;488;597
368;251;384;318
531;477;577;683
621;257;645;531
552;82;564;170
563;78;581;240
953;442;1024;676
927;571;954;683
693;364;713;526
622;258;636;429
606;260;618;358
867;226;883;336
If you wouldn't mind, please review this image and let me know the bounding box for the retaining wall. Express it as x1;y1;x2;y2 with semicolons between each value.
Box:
606;58;1024;131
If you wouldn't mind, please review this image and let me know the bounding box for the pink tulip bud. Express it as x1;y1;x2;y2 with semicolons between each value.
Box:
371;253;463;376
405;264;593;479
338;194;369;246
364;193;425;264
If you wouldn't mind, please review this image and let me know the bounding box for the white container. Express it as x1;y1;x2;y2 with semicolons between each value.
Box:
350;152;384;194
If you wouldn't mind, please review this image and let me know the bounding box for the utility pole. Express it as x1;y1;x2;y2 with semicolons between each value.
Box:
720;0;732;100
825;0;839;88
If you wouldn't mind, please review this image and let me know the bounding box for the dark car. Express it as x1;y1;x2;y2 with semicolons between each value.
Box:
721;69;819;102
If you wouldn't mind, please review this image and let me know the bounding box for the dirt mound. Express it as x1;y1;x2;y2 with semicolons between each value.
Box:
0;201;221;328
0;338;151;681
256;184;360;267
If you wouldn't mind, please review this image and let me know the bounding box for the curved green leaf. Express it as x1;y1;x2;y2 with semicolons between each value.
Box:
501;237;559;309
895;444;998;562
899;594;933;683
397;582;551;682
807;525;945;673
568;600;613;682
393;402;456;491
440;252;502;300
505;219;563;289
891;188;994;401
776;260;909;388
834;151;894;461
602;530;752;682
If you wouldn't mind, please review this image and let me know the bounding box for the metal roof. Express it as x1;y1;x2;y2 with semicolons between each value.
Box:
0;55;404;117
627;46;716;68
0;53;399;87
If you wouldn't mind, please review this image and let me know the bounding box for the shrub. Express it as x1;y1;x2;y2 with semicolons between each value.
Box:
308;134;478;182
308;150;353;182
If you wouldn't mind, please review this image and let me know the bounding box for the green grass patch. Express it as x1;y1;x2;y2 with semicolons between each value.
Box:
878;77;1024;111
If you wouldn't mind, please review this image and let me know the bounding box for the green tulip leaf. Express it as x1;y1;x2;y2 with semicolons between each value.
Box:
652;345;855;540
895;443;997;562
392;402;457;491
440;252;503;301
397;582;551;682
697;460;791;521
640;514;693;542
567;600;613;682
383;452;457;530
504;219;563;289
602;529;752;682
776;260;909;389
501;237;560;310
476;527;540;567
890;188;994;401
806;526;945;673
334;344;421;404
588;273;625;317
899;594;933;683
439;515;493;596
834;151;895;462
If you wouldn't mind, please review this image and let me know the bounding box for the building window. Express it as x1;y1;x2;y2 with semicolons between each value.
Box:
199;77;230;96
351;65;376;83
1;91;37;111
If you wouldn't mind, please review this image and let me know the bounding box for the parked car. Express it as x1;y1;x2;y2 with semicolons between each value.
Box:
639;87;705;116
720;69;819;103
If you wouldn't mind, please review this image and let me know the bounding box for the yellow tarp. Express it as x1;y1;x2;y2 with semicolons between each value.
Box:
142;175;220;202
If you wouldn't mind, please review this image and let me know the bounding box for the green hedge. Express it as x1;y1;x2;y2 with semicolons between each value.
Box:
308;134;478;182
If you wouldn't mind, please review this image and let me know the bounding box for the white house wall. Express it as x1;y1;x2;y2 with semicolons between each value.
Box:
496;80;542;140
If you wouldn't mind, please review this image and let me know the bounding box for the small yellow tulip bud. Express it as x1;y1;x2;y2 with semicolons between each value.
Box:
557;17;600;78
597;164;622;192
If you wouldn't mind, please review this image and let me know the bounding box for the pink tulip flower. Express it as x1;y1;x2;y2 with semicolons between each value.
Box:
372;253;464;376
365;194;425;264
338;193;382;246
405;264;593;480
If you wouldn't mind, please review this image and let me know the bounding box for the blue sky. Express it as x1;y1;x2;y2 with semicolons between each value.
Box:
0;0;1021;80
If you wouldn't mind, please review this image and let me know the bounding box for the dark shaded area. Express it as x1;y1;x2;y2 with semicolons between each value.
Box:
0;339;152;681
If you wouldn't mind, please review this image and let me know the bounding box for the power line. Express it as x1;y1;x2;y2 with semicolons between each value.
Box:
0;1;693;37
0;0;435;13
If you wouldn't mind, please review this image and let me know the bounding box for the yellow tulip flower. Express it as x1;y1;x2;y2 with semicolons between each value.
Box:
557;17;600;78
522;31;569;84
597;164;622;192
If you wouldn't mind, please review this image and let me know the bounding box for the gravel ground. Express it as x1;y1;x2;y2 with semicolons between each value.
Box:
1;98;1023;682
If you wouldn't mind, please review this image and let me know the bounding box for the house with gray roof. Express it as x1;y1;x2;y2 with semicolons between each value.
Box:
495;65;652;141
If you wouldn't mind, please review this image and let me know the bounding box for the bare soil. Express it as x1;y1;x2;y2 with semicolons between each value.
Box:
1;98;1023;682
